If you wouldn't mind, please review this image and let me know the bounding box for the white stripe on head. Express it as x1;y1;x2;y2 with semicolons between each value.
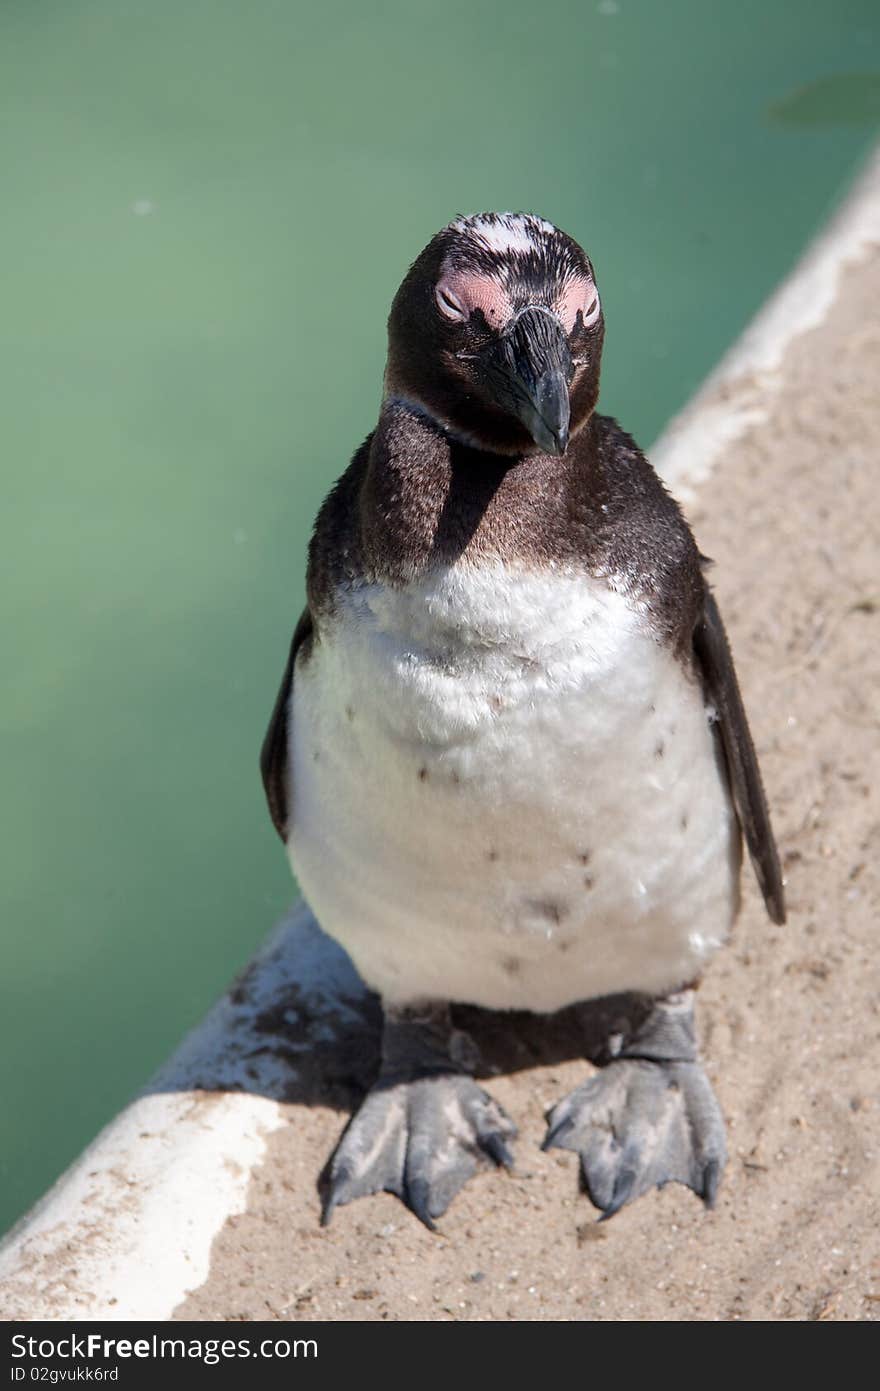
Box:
452;212;558;257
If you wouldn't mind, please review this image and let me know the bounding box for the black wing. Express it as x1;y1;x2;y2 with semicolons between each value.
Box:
693;586;786;924
260;607;313;842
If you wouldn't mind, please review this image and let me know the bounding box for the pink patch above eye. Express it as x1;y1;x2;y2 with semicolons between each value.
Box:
435;271;513;326
557;275;600;332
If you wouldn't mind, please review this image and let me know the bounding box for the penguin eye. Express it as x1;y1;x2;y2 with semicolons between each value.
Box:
435;282;467;322
558;276;600;333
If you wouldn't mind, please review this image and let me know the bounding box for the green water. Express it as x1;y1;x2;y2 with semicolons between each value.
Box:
1;0;877;1238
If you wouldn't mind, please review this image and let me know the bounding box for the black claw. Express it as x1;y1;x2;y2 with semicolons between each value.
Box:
598;1166;637;1221
406;1177;439;1232
701;1157;722;1209
482;1132;516;1169
541;1116;573;1151
319;1162;352;1226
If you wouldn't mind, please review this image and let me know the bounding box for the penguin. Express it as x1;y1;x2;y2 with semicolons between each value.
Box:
260;212;785;1230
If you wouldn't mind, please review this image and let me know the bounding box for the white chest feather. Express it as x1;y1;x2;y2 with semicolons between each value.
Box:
289;563;740;1010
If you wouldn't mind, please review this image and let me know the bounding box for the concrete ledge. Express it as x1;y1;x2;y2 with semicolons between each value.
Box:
2;146;878;1321
0;905;375;1319
653;145;880;503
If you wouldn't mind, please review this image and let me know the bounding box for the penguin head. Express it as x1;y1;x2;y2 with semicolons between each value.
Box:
385;212;604;457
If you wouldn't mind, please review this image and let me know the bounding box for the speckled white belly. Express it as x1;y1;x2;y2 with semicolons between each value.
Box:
288;562;740;1010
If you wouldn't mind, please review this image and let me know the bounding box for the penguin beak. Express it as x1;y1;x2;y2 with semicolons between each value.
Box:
481;307;573;455
523;365;571;456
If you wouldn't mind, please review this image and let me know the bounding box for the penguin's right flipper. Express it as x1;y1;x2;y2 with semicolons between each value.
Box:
693;585;786;924
259;606;313;841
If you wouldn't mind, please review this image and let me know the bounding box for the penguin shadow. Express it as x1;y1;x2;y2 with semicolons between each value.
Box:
429;444;512;565
146;901;653;1127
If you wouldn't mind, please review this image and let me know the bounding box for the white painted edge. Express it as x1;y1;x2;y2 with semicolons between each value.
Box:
650;144;880;503
0;902;370;1321
1;142;878;1321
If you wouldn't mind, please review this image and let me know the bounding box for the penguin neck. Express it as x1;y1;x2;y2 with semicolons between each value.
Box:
359;398;605;584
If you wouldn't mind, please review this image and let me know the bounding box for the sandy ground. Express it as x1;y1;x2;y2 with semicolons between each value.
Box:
175;249;880;1322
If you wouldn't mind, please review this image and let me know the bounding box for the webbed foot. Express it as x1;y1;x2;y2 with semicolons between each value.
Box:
543;989;726;1217
321;1003;516;1229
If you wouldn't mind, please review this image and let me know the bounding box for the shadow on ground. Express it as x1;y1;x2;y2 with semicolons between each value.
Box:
146;900;654;1118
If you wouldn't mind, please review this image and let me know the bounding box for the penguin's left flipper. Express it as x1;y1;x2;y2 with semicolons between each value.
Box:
543;990;726;1217
260;606;313;841
694;584;786;925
